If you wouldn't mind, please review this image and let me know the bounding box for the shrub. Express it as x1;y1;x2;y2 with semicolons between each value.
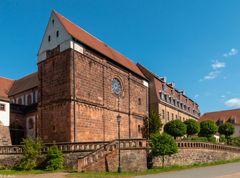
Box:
164;120;187;139
19;138;43;170
218;123;235;139
199;120;218;138
46;145;64;171
228;137;240;147
150;133;177;167
184;119;200;137
219;135;227;143
191;136;208;142
207;136;216;143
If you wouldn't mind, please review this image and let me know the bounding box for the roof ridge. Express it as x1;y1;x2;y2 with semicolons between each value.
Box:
0;76;14;81
53;10;145;79
204;108;240;115
54;10;138;65
53;10;108;45
15;72;38;81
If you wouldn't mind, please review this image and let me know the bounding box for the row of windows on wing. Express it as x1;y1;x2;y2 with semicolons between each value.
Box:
159;91;200;116
161;110;187;122
216;117;237;125
10;93;38;106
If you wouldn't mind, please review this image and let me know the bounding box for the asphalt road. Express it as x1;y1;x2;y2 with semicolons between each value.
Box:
136;162;240;178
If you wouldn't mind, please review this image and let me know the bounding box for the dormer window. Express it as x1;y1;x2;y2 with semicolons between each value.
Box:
162;83;167;92
228;117;236;124
48;35;51;42
56;31;59;38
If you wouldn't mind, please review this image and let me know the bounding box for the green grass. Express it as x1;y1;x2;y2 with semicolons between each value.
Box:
0;159;240;177
0;169;63;175
68;159;240;178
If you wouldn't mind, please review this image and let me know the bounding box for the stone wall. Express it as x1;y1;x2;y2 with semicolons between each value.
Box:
81;149;147;172
0;123;11;146
153;148;240;167
0;152;90;169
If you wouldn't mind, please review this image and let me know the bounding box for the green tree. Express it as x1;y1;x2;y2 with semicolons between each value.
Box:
164;120;187;139
19;138;43;170
218;122;235;139
147;110;162;137
199;120;218;138
150;133;178;167
184;119;200;137
46;145;64;171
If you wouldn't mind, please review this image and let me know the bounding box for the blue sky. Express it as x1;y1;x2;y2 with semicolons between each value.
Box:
0;0;240;113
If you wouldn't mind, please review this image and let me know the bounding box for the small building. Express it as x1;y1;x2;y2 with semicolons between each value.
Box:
200;109;240;137
138;64;200;126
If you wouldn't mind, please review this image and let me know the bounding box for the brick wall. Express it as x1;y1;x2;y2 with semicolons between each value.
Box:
38;46;148;143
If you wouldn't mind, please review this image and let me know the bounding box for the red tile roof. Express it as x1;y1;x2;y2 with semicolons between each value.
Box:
200;109;240;124
54;10;145;79
8;72;38;96
0;77;14;101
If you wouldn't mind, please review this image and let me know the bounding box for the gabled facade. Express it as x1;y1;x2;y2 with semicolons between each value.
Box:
37;11;149;143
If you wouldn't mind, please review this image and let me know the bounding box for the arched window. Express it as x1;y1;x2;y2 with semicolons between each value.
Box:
27;95;32;105
18;98;22;105
28;119;34;130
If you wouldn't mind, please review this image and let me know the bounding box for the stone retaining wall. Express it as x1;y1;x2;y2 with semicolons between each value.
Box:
153;148;240;167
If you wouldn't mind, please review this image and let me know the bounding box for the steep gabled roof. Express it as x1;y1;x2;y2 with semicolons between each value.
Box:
8;72;38;96
53;10;145;79
0;77;14;101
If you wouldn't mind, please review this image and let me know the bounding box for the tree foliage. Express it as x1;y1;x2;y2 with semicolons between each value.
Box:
199;120;218;138
184;119;200;137
164;120;186;139
149;110;162;134
150;133;178;167
218;122;235;138
46;145;64;171
19;138;43;170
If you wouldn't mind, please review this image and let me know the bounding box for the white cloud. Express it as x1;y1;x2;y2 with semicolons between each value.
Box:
203;71;221;80
223;48;238;57
225;98;240;107
211;60;225;70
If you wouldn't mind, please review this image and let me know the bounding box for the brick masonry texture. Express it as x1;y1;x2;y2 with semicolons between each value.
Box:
38;47;148;143
153;149;240;167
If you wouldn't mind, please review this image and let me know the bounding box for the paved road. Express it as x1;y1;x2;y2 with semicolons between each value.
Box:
137;162;240;178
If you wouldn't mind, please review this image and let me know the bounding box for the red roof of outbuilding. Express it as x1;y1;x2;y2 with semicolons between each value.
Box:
200;109;240;124
0;77;14;101
54;10;145;79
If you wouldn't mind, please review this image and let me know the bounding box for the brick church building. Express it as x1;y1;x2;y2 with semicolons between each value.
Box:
0;11;200;145
0;11;149;144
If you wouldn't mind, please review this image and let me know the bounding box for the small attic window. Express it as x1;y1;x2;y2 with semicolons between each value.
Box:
56;31;59;38
52;19;55;25
48;35;51;42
